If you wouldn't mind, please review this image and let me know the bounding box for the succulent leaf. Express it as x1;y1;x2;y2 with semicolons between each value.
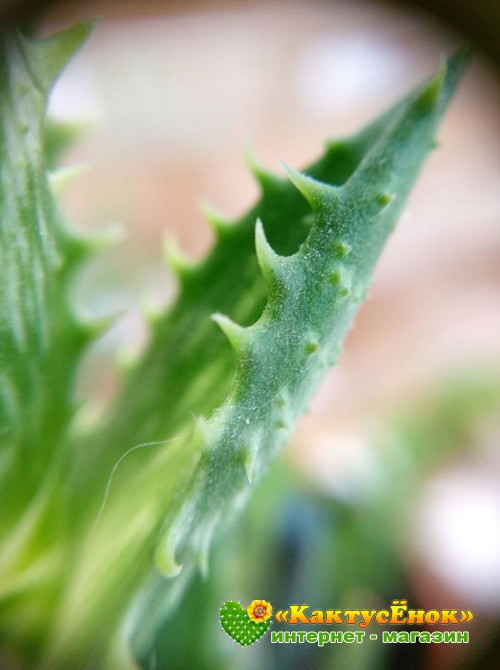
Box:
151;52;468;577
0;22;93;536
0;21;96;659
0;21;467;667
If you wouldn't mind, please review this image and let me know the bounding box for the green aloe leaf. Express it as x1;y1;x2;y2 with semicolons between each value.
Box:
127;51;466;666
0;21;93;501
0;20;467;669
153;54;467;576
0;21;94;653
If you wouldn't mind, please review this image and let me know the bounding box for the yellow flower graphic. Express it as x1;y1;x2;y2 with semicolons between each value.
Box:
247;599;272;624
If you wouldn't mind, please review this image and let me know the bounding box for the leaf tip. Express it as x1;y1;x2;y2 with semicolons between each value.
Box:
199;199;234;237
244;142;283;193
18;20;95;95
78;221;126;255
211;313;247;357
48;162;90;195
281;161;336;211
164;235;196;281
414;60;446;113
255;218;283;283
81;310;123;341
155;543;184;578
242;446;257;484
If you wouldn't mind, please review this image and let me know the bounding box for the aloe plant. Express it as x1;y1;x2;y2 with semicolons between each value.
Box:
0;20;466;669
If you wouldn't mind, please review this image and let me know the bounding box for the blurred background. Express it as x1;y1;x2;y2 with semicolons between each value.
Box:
12;0;500;667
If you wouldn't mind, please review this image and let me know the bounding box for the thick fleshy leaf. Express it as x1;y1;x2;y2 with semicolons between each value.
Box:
0;22;467;668
0;21;92;653
126;53;467;664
